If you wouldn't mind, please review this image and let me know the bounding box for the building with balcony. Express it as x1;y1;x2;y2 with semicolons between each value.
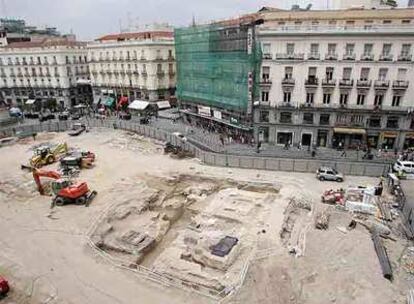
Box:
87;30;176;108
255;7;414;150
0;37;92;110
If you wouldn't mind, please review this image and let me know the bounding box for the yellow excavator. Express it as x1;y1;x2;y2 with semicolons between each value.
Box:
30;142;68;168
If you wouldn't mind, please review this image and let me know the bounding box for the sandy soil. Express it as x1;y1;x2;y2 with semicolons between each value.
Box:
0;128;410;304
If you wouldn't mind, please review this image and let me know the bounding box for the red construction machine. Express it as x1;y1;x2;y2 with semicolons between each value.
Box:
23;166;97;206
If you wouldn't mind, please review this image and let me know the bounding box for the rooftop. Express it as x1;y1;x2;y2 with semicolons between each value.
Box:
95;31;173;42
4;38;86;49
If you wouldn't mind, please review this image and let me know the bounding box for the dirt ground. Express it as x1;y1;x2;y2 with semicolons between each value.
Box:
0;128;411;304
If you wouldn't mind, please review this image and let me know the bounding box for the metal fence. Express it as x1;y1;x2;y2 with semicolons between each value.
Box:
1;119;391;177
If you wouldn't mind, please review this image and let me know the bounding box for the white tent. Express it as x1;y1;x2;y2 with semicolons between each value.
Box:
26;99;36;105
128;100;149;111
156;100;171;110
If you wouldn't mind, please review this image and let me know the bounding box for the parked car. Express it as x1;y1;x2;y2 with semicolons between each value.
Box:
9;107;22;117
316;167;344;182
58;111;69;121
393;161;414;174
24;111;40;119
68;123;86;136
71;113;81;120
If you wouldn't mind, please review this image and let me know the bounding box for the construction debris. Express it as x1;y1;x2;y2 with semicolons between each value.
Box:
371;230;393;281
321;189;345;205
314;210;330;230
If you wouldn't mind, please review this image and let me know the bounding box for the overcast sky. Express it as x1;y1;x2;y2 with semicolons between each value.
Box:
0;0;409;40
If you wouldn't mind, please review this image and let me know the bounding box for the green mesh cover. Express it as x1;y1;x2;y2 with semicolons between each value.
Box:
175;24;262;112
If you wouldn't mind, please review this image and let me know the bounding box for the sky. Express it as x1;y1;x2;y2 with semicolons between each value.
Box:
0;0;409;40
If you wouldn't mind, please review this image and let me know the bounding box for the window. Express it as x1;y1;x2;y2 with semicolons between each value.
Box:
168;50;173;58
382;44;392;55
326;67;334;80
280;112;292;123
378;68;388;81
156;49;161;59
397;68;407;80
262;66;270;81
308;67;317;78
383;20;392;24
401;44;411;56
360;68;370;80
328;20;337;25
345;43;354;55
262;43;271;56
387;117;399;129
294;20;302;25
374;94;384;106
357;93;366;105
283;91;291;103
303;113;313;124
364;44;373;55
323;93;331;104
328;43;336;55
306;92;314;104
402;20;411;24
320;114;330;125
369;117;381;128
351;115;364;126
261;91;269;102
343;68;352;80
346;20;355;25
287;43;295;55
339;93;348;105
310;43;319;55
285;66;293;79
392;95;402;107
259;111;269;122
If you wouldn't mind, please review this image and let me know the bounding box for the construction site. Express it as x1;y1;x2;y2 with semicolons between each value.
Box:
0;125;414;304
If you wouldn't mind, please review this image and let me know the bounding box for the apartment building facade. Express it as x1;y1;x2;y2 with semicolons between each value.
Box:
87;31;176;107
254;8;414;150
0;38;92;110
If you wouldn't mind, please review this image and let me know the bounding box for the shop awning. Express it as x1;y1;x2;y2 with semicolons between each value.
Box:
382;131;398;138
156;100;171;110
117;96;129;108
128;100;149;111
26;99;36;105
334;128;366;135
405;132;414;139
104;97;115;107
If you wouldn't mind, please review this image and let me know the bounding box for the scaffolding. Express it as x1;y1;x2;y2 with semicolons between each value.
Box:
175;23;262;113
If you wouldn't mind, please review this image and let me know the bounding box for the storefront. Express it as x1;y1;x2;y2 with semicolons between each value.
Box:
276;131;293;145
301;133;312;146
317;130;328;147
380;131;398;150
333;128;366;149
404;132;414;149
367;132;380;149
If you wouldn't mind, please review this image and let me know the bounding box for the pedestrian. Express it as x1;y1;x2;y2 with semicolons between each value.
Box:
256;141;262;153
341;149;347;157
338;141;343;151
219;134;225;146
32;133;37;141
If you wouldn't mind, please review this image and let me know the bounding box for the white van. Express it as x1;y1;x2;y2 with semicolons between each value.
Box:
393;161;414;174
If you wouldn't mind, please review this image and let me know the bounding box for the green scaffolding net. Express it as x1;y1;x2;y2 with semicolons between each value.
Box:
175;23;262;112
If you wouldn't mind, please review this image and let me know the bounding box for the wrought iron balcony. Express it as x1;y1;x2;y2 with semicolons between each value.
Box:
374;80;390;89
360;54;374;61
357;80;372;88
281;78;295;86
305;78;319;87
307;53;320;60
262;53;272;60
392;80;409;89
260;78;272;86
325;53;338;60
339;79;354;88
275;53;304;60
343;53;356;60
379;54;393;61
322;78;336;87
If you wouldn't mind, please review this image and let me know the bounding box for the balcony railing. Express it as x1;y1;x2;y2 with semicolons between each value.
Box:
157;71;165;77
142;71;148;77
275;53;304;60
167;56;175;61
322;79;336;87
281;78;295;86
357;80;372;88
260;77;272;86
305;78;319;87
263;53;272;59
374;80;390;89
398;54;412;61
307;53;320;60
392;80;409;89
343;53;356;60
169;71;176;77
379;54;393;61
325;53;338;60
360;54;374;61
339;79;354;88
